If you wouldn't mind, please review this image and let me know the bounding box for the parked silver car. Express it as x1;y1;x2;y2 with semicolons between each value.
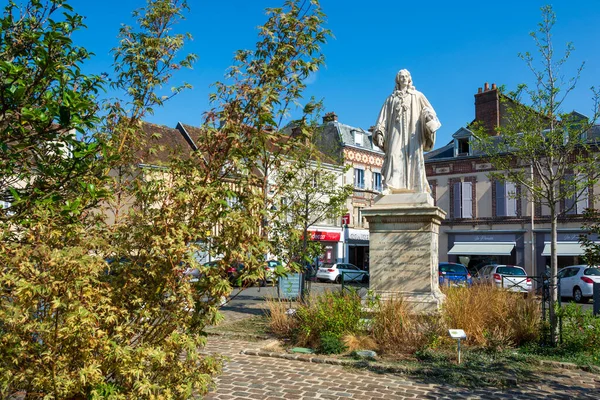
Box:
557;265;600;303
475;264;532;292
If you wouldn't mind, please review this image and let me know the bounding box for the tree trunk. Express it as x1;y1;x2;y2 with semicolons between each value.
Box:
549;211;559;345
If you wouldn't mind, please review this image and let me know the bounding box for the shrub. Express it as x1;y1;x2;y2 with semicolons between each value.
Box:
294;291;363;348
264;297;298;338
442;285;541;349
558;302;600;352
319;332;347;354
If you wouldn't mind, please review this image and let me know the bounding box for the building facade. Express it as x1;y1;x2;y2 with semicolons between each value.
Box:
317;112;385;269
425;83;599;276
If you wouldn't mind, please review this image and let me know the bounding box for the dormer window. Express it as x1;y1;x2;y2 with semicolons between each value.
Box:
354;131;363;147
457;138;470;156
452;128;474;157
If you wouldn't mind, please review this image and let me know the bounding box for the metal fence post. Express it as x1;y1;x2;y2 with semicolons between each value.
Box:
594;282;600;317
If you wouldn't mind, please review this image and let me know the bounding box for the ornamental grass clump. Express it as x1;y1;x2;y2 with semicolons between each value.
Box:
442;285;541;349
370;295;442;354
264;297;298;338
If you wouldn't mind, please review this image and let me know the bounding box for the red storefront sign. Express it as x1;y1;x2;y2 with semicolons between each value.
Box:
308;230;341;241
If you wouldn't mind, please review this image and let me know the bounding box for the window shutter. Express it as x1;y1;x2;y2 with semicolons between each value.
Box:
495;181;506;217
564;174;576;215
453;182;462;218
577;186;588;214
462;181;473;218
506;182;517;217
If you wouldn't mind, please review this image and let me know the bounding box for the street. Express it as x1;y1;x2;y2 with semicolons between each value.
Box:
224;281;596;312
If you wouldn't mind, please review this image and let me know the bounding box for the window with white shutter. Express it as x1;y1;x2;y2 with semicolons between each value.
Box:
462;181;472;218
496;181;516;217
565;174;588;215
452;181;473;218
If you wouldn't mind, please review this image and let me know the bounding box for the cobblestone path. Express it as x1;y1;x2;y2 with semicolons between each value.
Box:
201;336;600;400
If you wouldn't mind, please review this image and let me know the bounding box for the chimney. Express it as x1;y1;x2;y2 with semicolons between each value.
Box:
474;82;500;136
322;111;338;123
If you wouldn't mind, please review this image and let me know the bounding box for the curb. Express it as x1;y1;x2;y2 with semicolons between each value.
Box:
239;349;519;386
240;347;600;376
535;359;600;373
206;331;271;341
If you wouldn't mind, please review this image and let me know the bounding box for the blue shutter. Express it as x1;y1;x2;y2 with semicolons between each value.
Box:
453;182;462;218
495;181;506;217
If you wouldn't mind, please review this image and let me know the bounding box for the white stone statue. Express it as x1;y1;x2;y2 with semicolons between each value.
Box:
374;69;441;194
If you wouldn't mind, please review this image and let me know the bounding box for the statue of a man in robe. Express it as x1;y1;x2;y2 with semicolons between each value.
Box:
373;69;441;194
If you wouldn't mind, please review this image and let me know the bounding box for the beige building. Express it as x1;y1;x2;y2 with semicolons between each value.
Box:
425;83;599;276
316;112;385;269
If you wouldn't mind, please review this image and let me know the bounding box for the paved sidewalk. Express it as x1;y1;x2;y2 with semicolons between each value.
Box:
201;336;600;400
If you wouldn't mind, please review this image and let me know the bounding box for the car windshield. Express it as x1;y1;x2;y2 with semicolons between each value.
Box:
440;264;467;274
584;268;600;276
497;266;526;276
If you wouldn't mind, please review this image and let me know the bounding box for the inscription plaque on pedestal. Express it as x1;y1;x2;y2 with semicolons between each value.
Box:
363;192;446;313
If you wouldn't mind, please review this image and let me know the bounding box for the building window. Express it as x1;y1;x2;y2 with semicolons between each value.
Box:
226;194;240;209
564;175;589;215
355;207;364;227
456;138;470;156
373;172;382;192
354;131;363;147
495;181;517;217
429;179;437;206
452;181;473;218
354;168;364;189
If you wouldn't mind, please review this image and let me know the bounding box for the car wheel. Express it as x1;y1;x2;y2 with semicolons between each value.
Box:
573;287;585;303
335;275;342;284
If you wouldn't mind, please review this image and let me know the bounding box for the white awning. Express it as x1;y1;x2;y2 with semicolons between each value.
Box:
541;242;584;257
448;242;515;256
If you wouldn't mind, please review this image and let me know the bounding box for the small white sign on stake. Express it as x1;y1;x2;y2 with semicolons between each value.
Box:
448;329;466;339
448;329;467;364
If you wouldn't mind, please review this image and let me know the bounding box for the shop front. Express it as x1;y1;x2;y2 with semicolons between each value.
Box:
535;231;598;274
447;232;525;274
308;229;343;265
346;228;369;270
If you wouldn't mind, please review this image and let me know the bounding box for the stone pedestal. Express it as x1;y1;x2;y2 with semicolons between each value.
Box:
363;192;446;313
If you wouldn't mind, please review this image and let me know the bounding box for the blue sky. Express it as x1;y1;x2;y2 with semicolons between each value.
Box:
70;0;600;148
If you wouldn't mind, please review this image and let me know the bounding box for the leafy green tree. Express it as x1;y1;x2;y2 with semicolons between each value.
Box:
580;209;600;266
473;5;600;344
202;0;331;275
0;0;331;397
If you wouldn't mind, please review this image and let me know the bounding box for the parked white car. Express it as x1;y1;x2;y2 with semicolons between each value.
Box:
557;265;600;303
316;263;368;284
475;264;532;292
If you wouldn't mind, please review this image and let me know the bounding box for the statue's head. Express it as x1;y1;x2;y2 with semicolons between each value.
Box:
395;69;414;91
